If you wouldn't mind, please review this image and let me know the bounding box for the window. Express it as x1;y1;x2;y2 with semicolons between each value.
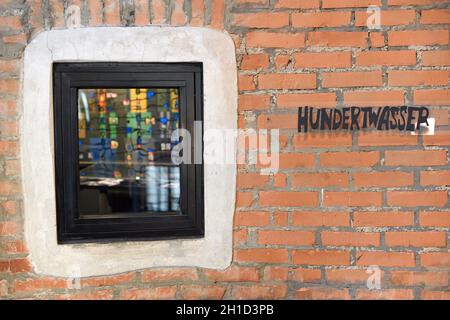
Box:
53;62;204;243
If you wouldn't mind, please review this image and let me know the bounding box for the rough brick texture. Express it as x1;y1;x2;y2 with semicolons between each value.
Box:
0;0;448;300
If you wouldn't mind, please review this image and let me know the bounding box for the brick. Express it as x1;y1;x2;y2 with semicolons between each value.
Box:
0;16;22;30
1;200;20;216
323;0;381;8
56;290;114;300
233;285;287;299
170;0;187;25
179;285;226;300
414;89;450;106
358;131;418;146
291;211;350;227
49;0;65;27
203;266;259;282
421;171;450;186
2;34;27;45
0;140;18;157
422;50;450;66
294;132;353;149
10;258;32;273
234;228;247;245
294;52;351;69
233;12;289;28
421;252;450;268
322;71;382;88
0;180;20;196
88;0;103;26
0;60;19;74
385;231;446;248
356;51;416;66
258;73;316;90
385;150;447;166
292;12;351;28
390;271;448;287
355;10;415;26
320;151;380;167
151;0;166;24
387;191;448;207
388;30;449;46
388;70;449;86
259;191;318;207
235;211;270;226
0;280;7;297
13;278;68;293
247;32;305;48
292;250;350;266
235;0;268;5
0;221;18;237
210;0;225;29
142;268;198;282
273;174;287;188
423;131;450;146
344;91;405;106
429;109;448;126
277;153;315;168
420;211;450;227
0;98;17;117
275;54;290;70
422;291;450;300
370;32;385;48
321;231;380;247
190;0;204;26
134;0;150;25
356;251;415;267
389;0;447;5
421;9;450;25
239;94;270;111
275;0;319;9
290;268;322;282
324;192;382;207
309;31;367;47
236;192;254;207
103;0;120;25
1;158;18;175
356;289;414;300
240;54;269;70
291;172;348;188
0;240;27;254
0;79;19;94
239;74;256;91
326;269;383;284
0;120;18;136
237;173;269;189
296;287;350;300
235;248;288;263
263;266;288;281
277;93;337;108
258;230;316;246
354;211;414;227
120;286;177;300
353;172;414;188
81;273;134;287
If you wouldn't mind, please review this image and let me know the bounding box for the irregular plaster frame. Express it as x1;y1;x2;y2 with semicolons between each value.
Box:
21;27;237;277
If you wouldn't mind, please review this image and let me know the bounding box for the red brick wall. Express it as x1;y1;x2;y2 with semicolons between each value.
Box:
0;0;449;300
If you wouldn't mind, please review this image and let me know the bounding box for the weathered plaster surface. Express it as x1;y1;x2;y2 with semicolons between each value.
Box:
21;27;237;277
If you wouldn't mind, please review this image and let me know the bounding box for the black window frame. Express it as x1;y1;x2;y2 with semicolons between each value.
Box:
53;62;204;244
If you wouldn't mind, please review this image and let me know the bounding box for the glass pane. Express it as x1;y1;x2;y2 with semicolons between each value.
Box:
77;88;181;216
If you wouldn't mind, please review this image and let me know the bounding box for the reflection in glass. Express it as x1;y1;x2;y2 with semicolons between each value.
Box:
77;88;181;216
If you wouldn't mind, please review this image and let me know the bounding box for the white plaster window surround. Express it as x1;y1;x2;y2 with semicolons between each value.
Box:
21;27;237;277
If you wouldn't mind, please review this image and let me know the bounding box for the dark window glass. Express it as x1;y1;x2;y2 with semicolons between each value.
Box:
53;63;204;243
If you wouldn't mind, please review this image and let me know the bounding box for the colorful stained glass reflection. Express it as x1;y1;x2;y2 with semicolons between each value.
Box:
78;88;181;216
